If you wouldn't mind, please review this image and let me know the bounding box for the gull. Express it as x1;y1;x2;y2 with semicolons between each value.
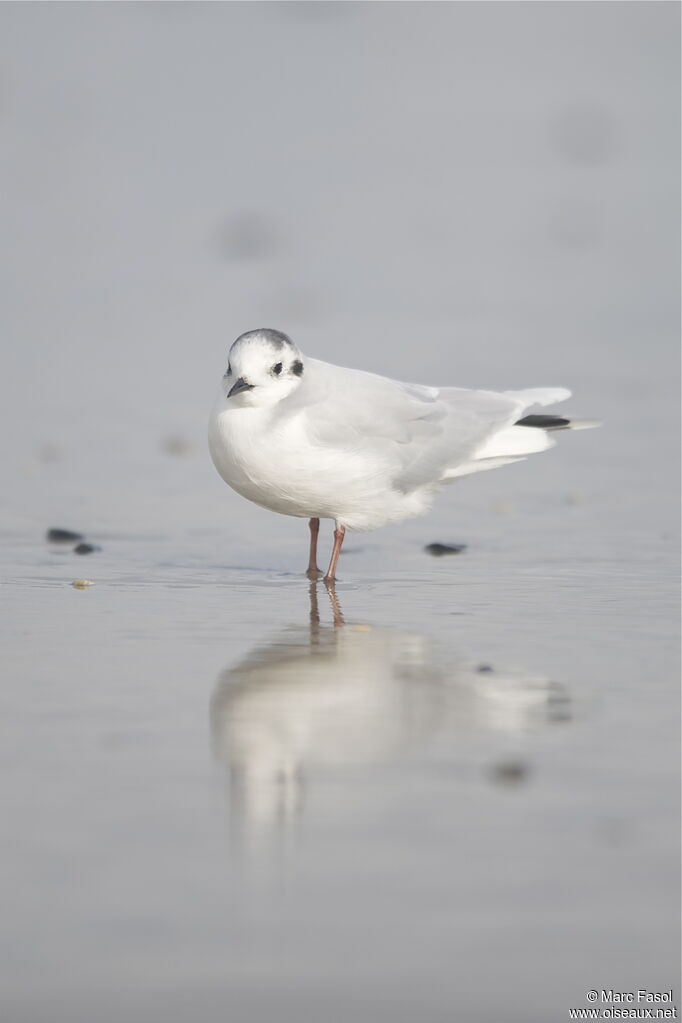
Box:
208;329;597;583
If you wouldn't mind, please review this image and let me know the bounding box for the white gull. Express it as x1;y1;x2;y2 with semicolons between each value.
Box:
208;329;597;583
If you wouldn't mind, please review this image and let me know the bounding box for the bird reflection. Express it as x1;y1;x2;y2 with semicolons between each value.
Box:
210;584;570;853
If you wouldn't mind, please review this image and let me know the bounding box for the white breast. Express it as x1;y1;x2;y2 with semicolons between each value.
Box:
208;393;433;529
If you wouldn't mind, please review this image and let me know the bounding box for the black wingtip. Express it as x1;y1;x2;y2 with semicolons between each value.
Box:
515;414;571;429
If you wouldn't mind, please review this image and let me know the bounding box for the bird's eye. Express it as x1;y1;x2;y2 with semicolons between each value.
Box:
225;363;232;377
272;363;283;375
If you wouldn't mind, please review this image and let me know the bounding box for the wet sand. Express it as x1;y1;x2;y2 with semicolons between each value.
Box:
1;3;679;1021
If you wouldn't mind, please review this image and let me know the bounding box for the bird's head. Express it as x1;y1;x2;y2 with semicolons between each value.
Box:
222;329;305;407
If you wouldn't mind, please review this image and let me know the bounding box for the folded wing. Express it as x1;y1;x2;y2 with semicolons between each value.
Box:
289;359;573;492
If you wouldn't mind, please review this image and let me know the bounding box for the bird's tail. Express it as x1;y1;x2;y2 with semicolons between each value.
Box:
442;392;600;481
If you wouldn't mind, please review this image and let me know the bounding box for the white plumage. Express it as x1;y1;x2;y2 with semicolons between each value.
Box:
208;329;597;581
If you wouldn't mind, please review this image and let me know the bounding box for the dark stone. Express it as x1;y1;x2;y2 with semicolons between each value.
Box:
476;664;495;674
548;708;572;723
74;543;100;555
424;543;467;557
47;528;84;543
490;760;530;786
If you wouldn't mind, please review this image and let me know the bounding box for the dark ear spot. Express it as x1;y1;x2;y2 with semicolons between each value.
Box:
292;360;303;376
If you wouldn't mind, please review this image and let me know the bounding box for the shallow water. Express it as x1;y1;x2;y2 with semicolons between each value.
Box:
1;3;680;1021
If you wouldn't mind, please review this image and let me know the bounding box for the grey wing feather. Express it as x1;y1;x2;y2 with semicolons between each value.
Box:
393;387;523;490
287;360;524;491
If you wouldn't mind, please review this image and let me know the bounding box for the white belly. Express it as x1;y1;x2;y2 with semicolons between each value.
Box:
208;397;433;530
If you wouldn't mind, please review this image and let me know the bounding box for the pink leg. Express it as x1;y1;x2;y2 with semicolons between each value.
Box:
323;522;345;585
306;517;321;579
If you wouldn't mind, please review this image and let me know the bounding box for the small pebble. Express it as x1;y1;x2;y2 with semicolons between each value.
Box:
548;707;572;724
476;664;495;674
490;760;529;786
71;579;94;589
74;543;101;555
424;543;467;557
47;528;83;543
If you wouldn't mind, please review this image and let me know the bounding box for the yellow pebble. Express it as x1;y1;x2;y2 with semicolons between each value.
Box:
71;579;94;589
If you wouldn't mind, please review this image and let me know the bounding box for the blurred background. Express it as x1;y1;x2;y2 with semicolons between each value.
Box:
1;3;679;1022
2;0;678;527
